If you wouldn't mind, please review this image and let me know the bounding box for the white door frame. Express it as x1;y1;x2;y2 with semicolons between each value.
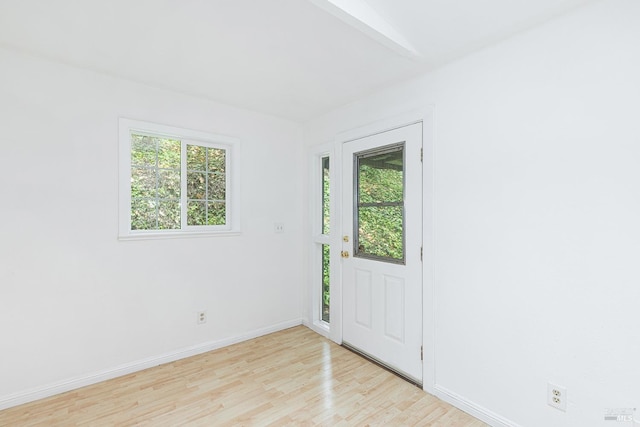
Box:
328;108;435;392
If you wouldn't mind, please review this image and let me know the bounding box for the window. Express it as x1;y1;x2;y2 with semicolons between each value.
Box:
321;156;330;323
311;149;332;329
354;143;404;263
119;119;240;239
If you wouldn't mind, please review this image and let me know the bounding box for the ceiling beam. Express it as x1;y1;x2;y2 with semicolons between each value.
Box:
308;0;422;60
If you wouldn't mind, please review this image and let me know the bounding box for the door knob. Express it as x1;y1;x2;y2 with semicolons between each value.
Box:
341;250;350;258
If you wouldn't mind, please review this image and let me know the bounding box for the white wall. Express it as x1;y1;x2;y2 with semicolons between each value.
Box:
305;0;640;425
0;48;305;407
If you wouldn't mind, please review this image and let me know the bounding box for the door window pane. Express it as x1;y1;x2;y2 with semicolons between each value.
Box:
355;144;405;263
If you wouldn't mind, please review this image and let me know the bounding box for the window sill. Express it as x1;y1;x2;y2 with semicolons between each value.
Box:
119;230;241;241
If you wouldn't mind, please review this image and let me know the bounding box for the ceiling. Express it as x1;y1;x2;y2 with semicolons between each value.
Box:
0;0;594;122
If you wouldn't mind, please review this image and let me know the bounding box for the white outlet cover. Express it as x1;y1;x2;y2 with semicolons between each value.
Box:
547;382;567;412
197;311;207;324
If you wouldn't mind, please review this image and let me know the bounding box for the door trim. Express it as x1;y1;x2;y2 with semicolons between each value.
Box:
329;107;435;393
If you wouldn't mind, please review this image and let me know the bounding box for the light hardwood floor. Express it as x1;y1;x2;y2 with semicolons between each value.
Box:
0;326;488;426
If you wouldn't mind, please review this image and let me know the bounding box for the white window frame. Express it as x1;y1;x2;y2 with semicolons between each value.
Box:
118;118;241;240
308;143;336;337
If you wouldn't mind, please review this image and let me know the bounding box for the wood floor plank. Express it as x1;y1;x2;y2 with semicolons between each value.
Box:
0;326;489;426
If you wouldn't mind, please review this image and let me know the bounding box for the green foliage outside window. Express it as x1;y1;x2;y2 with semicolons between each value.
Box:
186;145;226;226
321;157;330;322
322;244;330;323
130;135;181;230
357;148;404;261
130;133;227;230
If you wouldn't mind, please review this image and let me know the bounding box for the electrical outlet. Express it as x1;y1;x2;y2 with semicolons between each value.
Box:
197;311;207;325
548;382;567;412
274;222;284;233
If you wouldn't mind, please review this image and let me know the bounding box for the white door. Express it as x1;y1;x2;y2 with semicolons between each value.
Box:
341;123;423;383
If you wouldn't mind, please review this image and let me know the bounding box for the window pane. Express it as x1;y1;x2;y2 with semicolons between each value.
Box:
187;144;228;227
187;172;206;199
130;133;182;232
207;202;226;225
131;167;156;199
322;244;330;323
131;135;156;166
358;150;403;204
355;144;404;263
157;200;180;230
157;138;181;169
207;173;225;200
358;206;403;260
158;169;180;198
322;156;330;235
208;148;226;173
131;199;157;230
187;201;206;226
187;145;207;171
321;156;330;323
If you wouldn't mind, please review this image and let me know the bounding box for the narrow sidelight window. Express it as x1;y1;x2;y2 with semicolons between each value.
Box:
321;156;330;323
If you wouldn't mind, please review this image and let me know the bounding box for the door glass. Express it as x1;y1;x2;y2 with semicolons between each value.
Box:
354;143;405;263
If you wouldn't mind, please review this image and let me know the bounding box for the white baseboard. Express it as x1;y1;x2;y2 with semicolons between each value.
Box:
302;319;330;339
0;318;302;411
434;384;522;427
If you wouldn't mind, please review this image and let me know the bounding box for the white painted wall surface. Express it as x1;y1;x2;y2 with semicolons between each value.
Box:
306;1;640;425
0;48;304;407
